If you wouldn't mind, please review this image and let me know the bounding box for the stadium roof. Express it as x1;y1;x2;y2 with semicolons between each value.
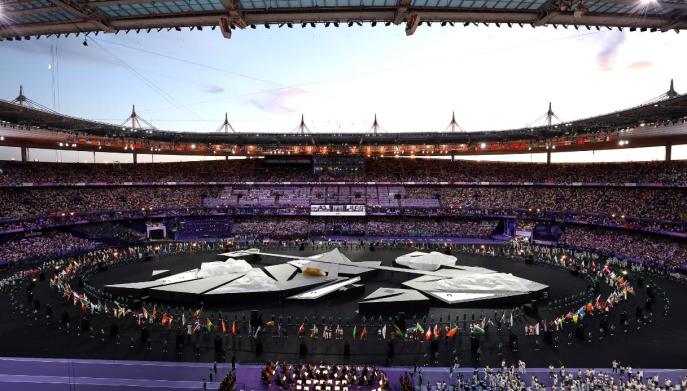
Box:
0;0;686;40
1;82;686;156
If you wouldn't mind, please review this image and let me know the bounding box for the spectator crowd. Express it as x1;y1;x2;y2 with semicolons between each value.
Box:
3;159;687;185
0;232;101;265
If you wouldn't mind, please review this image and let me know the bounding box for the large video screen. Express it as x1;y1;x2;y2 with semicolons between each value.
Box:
310;204;366;216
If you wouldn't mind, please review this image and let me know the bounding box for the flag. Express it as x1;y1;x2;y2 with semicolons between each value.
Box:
181;312;186;327
415;323;425;333
142;307;149;320
535;323;540;336
193;320;201;334
298;323;306;336
381;324;387;340
360;327;367;341
352;325;357;339
206;318;214;333
433;324;440;338
509;312;513;328
193;308;203;318
393;324;403;338
425;327;432;341
161;313;173;328
446;327;459;337
231;321;238;336
221;319;227;334
152;305;157;320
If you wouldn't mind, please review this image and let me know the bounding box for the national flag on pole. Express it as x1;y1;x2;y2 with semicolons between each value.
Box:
415;323;425;333
142;307;149;320
393;325;403;338
381;324;387;340
298;323;306;336
509;312;513;328
446;327;459;337
206;318;214;333
231;321;238;336
433;324;440;338
352;325;357;339
425;327;432;341
192;308;203;318
161;313;173;328
151;305;157;320
221;319;227;334
360;327;367;341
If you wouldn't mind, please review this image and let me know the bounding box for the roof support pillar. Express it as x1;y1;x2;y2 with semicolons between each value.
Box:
219;0;247;38
546;150;551;165
666;144;672;161
21;146;28;162
219;17;233;38
393;0;412;25
405;13;420;36
133;151;138;164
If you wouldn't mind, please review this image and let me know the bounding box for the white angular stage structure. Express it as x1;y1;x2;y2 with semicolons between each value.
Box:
394;251;457;271
104;249;548;309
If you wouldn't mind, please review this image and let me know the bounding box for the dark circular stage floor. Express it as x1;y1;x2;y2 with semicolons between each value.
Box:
89;247;586;315
2;246;686;369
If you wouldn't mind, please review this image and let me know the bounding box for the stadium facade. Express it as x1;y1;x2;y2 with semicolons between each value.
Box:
1;81;686;162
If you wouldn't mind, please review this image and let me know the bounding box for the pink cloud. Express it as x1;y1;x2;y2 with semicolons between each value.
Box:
627;61;652;70
249;88;309;114
597;32;626;71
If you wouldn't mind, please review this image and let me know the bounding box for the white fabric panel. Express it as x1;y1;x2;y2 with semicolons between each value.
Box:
197;258;252;278
205;269;277;294
395;251;457;271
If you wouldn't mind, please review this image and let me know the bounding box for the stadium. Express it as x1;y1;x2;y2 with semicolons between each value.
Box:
2;7;687;390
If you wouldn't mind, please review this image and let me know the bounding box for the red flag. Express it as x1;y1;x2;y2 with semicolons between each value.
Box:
221;319;227;334
425;327;432;342
360;327;367;341
298;323;306;335
161;313;173;328
433;324;440;338
446;327;459;337
231;321;238;336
